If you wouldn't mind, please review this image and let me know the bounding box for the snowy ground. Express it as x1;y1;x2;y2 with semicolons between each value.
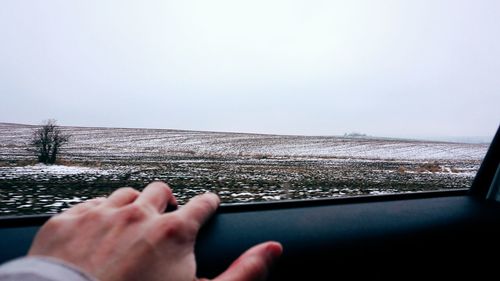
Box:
0;123;490;215
0;123;488;161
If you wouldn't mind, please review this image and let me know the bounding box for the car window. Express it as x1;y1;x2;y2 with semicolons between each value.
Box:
0;1;499;216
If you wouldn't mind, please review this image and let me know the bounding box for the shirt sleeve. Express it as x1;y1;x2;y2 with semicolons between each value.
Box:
0;256;98;281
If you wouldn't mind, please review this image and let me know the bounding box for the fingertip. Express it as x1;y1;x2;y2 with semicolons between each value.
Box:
176;192;220;228
148;181;171;192
157;182;179;207
199;192;220;213
205;192;221;205
265;242;283;260
212;241;282;281
136;181;176;213
190;192;220;208
103;187;140;208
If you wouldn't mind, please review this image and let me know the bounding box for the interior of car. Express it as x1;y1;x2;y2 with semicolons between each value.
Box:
1;1;499;280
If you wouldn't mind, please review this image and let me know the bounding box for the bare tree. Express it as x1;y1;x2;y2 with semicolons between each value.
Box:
29;119;70;164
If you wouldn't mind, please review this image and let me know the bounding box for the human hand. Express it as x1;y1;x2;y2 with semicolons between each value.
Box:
28;182;282;281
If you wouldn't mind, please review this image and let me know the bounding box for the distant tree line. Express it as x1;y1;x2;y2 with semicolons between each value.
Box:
29;119;70;164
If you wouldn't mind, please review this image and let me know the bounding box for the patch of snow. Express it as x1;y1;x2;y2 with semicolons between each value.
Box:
27;164;102;175
262;196;282;200
231;192;254;197
0;164;115;180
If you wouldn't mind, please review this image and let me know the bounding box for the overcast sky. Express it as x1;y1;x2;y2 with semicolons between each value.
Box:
0;0;499;139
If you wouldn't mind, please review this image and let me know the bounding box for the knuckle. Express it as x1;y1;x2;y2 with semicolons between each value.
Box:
163;216;184;237
159;216;196;242
116;204;147;223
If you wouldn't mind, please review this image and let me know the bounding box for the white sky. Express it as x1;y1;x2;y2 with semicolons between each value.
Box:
0;0;499;138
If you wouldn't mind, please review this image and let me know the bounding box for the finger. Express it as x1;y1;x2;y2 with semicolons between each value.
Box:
134;182;175;213
212;242;283;281
176;193;219;230
63;197;106;216
103;187;140;208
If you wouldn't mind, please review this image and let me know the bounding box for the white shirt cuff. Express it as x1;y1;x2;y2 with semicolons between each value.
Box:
0;256;98;281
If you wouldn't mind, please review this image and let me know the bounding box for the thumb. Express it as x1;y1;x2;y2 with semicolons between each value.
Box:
212;242;283;281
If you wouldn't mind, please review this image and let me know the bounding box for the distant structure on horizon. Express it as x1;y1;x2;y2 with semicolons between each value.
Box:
343;132;368;138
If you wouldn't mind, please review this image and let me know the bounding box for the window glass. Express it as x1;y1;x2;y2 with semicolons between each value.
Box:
0;1;499;215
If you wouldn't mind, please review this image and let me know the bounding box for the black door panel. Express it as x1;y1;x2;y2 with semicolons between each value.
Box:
2;193;500;280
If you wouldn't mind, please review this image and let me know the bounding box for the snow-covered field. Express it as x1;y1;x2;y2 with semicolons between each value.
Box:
0;123;490;215
0;123;488;161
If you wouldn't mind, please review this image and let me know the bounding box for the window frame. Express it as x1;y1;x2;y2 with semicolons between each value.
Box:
0;126;499;279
